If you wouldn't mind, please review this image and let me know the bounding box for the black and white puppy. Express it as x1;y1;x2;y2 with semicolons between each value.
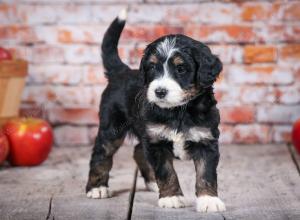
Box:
86;9;226;212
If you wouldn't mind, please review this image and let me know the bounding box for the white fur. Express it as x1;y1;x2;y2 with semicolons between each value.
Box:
86;186;111;199
146;124;214;160
158;196;186;208
118;8;127;21
147;74;186;108
173;133;189;160
157;37;177;58
196;195;226;212
188;127;213;142
145;181;159;192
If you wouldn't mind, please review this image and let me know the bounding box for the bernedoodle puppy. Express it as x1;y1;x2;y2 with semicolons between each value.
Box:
86;9;226;212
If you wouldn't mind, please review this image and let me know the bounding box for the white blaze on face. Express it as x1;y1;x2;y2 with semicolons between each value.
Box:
147;37;187;109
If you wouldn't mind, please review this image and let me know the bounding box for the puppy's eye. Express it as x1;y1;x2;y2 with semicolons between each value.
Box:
176;65;186;74
149;63;156;71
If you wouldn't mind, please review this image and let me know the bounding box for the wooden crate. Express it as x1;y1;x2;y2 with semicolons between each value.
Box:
0;60;28;126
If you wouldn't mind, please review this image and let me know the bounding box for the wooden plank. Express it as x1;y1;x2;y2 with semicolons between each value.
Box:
0;145;136;220
50;145;137;220
131;145;300;220
0;77;26;117
0;60;28;77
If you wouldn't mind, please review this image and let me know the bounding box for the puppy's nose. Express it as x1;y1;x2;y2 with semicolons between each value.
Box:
155;87;168;99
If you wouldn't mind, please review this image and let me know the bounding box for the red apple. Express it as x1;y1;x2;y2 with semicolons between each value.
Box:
0;130;9;164
0;47;12;61
3;118;53;166
292;119;300;155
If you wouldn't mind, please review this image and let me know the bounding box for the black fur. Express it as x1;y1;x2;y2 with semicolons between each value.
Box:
101;17;129;74
87;15;223;204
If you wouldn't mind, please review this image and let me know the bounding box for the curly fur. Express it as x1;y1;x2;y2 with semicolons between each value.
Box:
86;12;225;213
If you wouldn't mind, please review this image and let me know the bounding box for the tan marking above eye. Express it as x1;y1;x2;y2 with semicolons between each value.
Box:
173;56;184;65
149;54;158;64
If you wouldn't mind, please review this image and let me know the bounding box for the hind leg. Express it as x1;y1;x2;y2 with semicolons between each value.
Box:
133;143;158;192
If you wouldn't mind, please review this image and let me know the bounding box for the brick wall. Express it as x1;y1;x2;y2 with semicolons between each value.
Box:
1;0;299;146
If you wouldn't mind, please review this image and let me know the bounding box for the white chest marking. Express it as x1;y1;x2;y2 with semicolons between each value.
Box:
146;124;214;160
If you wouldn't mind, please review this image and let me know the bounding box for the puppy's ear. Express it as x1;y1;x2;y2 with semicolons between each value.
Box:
139;55;148;85
193;45;222;87
139;47;152;85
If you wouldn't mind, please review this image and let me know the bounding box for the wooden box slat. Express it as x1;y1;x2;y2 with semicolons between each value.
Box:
0;60;27;77
0;60;28;126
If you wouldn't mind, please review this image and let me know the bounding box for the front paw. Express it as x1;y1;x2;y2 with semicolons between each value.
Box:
196;195;226;212
86;186;111;199
158;196;186;208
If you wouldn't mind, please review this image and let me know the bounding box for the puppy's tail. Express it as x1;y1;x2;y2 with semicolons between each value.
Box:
101;8;130;76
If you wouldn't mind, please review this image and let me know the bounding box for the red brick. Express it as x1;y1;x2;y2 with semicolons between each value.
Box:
129;3;240;25
89;126;99;143
256;24;300;43
91;86;106;107
22;86;58;104
48;108;99;125
276;85;300;104
57;5;91;24
283;2;300;21
244;45;277;64
17;4;57;24
279;44;300;61
0;3;17;24
56;25;105;44
186;25;255;43
6;46;32;60
29;64;82;85
241;2;281;21
239;86;276;104
215;85;277;105
55;86;94;108
272;125;292;143
22;86;95;108
82;65;107;85
0;1;298;146
210;45;243;64
64;45;99;64
227;65;294;85
233;124;271;144
122;25;184;42
32;45;65;63
0;25;38;43
129;45;145;65
257;105;300;123
219;124;234;144
54;125;90;146
220;106;255;123
91;5;129;23
17;4;92;25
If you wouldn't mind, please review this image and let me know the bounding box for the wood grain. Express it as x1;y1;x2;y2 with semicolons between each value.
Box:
131;145;300;220
1;144;299;220
0;60;28;121
0;60;28;78
0;145;136;220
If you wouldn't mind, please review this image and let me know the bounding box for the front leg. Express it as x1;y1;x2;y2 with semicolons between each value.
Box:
192;140;226;212
146;142;186;209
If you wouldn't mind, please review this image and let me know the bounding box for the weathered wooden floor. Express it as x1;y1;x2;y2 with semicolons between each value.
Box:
0;144;299;220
